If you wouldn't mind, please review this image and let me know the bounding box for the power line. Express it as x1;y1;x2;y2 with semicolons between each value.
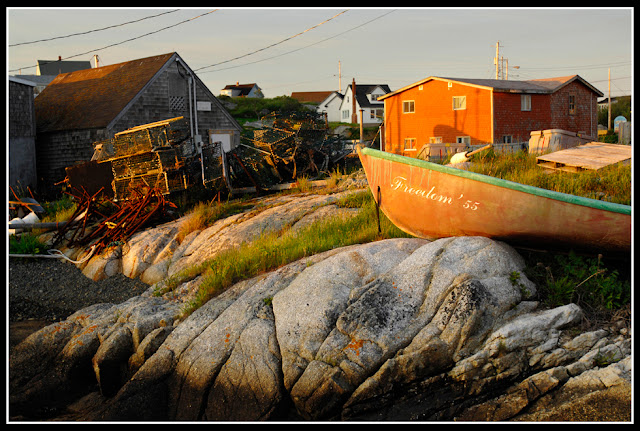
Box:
9;9;180;47
194;10;349;72
9;9;218;73
199;9;396;75
590;76;631;83
516;61;630;72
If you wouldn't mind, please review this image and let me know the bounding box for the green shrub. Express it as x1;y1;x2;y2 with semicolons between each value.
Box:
9;233;48;255
525;251;630;311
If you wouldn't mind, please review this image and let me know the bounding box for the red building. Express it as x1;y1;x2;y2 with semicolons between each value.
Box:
378;75;603;157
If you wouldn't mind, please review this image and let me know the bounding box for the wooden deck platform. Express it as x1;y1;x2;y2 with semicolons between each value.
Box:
536;142;631;173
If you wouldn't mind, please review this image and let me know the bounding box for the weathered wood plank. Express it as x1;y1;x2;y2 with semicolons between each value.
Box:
536;142;631;172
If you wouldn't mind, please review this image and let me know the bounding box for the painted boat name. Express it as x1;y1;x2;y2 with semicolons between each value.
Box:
391;176;480;210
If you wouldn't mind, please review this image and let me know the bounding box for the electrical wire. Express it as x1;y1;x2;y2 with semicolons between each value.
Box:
516;61;630;72
194;10;349;72
9;9;218;73
199;9;396;75
9;9;180;47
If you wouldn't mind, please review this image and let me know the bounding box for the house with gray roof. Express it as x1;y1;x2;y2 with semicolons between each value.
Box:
339;81;391;125
378;75;603;155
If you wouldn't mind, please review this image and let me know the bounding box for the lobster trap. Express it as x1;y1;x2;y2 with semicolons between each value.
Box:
91;117;193;200
229;111;355;189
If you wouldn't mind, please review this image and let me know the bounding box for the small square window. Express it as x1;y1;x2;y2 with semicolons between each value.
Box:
404;138;416;150
403;100;415;113
453;96;466;110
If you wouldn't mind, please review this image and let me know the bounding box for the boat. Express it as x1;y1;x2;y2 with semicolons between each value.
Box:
357;146;631;254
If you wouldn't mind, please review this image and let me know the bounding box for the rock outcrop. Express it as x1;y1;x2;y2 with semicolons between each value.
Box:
9;235;631;421
72;188;365;285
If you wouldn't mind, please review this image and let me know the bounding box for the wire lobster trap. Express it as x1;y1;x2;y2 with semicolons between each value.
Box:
228;111;354;189
90;117;192;200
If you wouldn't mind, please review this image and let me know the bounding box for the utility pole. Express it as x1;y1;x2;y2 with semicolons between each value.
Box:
338;61;342;93
495;42;500;79
351;78;357;124
494;42;512;80
608;68;612;130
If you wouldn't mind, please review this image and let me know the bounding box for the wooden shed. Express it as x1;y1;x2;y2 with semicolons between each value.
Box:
34;52;242;196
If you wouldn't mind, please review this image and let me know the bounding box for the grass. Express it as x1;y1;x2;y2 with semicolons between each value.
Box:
523;249;631;326
10;194;78;255
9;233;49;255
177;199;250;243
155;189;411;318
22;155;630;323
466;149;631;205
154;157;631;321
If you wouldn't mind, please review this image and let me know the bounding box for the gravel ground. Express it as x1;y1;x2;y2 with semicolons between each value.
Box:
8;256;150;348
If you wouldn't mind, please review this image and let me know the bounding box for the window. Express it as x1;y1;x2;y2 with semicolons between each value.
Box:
456;136;470;145
404;138;416;151
502;135;513;144
370;109;383;120
521;94;531;111
429;137;443;143
169;96;185;112
569;95;576;115
453;96;466;110
342;110;350;120
403;100;415;113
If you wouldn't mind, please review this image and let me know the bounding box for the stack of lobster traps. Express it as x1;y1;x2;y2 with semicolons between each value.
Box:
230;111;356;189
91;117;191;200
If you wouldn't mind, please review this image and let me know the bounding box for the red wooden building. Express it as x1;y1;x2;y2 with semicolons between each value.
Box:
378;75;603;157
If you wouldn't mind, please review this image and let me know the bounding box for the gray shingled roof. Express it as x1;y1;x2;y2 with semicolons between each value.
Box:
380;75;603;100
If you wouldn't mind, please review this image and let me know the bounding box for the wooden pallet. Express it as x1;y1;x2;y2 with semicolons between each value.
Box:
536;142;631;172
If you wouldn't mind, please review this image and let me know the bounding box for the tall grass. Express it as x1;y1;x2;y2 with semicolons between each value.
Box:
157;190;410;318
468;150;631;205
177;199;249;243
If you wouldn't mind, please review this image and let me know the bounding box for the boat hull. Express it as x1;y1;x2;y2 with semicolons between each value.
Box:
357;146;631;254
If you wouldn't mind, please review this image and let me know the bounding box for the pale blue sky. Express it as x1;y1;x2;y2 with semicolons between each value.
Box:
7;7;633;99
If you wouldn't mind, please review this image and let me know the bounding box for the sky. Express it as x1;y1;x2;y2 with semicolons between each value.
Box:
7;7;633;99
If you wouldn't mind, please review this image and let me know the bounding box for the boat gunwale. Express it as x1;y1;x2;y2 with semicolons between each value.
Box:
359;146;631;216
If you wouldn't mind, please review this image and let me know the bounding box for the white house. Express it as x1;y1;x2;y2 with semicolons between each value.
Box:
339;82;391;125
315;91;344;123
220;82;264;98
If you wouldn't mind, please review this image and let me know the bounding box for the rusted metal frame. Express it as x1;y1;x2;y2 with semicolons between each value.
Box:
123;192;163;238
77;186;105;239
97;189;166;253
52;193;90;246
64;187;107;246
77;204;128;245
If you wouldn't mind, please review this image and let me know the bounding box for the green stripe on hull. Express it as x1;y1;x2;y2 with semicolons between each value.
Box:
361;147;631;216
